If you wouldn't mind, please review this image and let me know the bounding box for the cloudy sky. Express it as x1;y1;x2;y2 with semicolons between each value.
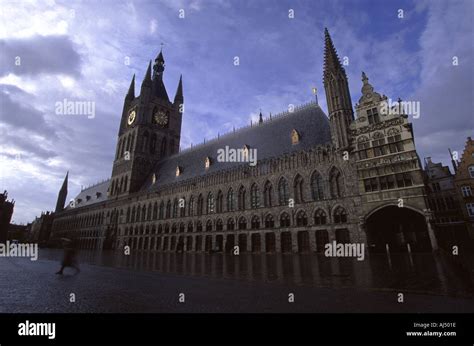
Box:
0;0;472;224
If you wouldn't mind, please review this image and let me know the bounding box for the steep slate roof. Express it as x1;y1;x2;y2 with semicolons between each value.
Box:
67;179;110;210
144;102;331;190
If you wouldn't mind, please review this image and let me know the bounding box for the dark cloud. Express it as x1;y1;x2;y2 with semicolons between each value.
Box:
0;84;57;137
0;131;57;160
0;35;81;77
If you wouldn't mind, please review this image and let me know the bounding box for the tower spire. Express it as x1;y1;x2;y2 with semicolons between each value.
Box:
322;28;354;150
126;74;135;100
174;74;183;105
323;28;345;79
141;60;152;88
55;171;68;213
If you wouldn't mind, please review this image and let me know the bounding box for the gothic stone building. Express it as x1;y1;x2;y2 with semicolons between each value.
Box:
50;29;438;254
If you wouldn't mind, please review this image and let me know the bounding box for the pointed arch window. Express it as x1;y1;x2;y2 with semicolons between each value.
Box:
278;178;289;206
314;209;327;225
250;183;260;209
172;198;178;218
238;186;246;210
311;171;324;200
238;216;247;230
263;181;273;207
227;218;235;231
141;205;146;221
188;196;194;217
280;212;290;227
206;220;213;232
159;201;164;219
126;207;131;223
216;219;223;231
264;214;274;228
147;203;152;220
329;167;344;198
216;190;223;213
197;194;204;216
180;197;186;217
207;192;215;214
153;202;158;220
293;174;304;203
251;215;260;229
131;206;136;222
166;200;171;218
296;210;308;226
333;206;347;224
227;188;235;211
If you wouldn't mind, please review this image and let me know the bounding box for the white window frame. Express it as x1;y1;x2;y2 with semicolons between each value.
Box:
469;165;474;178
466;203;474;217
461;185;472;197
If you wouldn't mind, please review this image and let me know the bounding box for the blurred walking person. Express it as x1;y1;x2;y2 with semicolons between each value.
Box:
56;238;80;275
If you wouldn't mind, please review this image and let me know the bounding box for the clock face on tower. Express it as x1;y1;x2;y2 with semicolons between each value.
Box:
153;109;168;127
127;109;136;126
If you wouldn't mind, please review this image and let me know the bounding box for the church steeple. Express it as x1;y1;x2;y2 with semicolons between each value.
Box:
55;171;68;213
322;28;354;150
173;74;183;105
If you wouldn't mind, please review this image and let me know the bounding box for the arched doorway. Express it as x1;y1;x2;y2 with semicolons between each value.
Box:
366;206;431;252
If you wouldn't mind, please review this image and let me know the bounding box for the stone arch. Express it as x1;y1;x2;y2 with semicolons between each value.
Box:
365;204;432;253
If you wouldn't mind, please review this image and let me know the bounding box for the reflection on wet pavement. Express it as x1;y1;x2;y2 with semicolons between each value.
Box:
40;249;473;297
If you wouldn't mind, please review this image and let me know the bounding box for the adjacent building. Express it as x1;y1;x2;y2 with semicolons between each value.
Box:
0;191;14;243
423;157;466;250
453;137;474;240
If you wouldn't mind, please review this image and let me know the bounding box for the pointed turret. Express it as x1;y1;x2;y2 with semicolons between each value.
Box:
322;28;354;150
323;28;345;80
153;49;165;79
259;111;263;124
141;60;152;89
173;74;183;105
55;171;68;213
126;74;135;100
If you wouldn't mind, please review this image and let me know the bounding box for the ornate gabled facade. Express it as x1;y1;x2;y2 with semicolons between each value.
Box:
50;29;438;254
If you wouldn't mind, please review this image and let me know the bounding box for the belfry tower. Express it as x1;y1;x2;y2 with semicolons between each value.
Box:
110;49;184;196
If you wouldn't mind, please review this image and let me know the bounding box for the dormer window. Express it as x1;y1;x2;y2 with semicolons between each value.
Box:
242;145;250;160
96;192;102;199
86;195;91;201
176;166;182;177
77;198;82;204
205;157;211;169
291;129;300;145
